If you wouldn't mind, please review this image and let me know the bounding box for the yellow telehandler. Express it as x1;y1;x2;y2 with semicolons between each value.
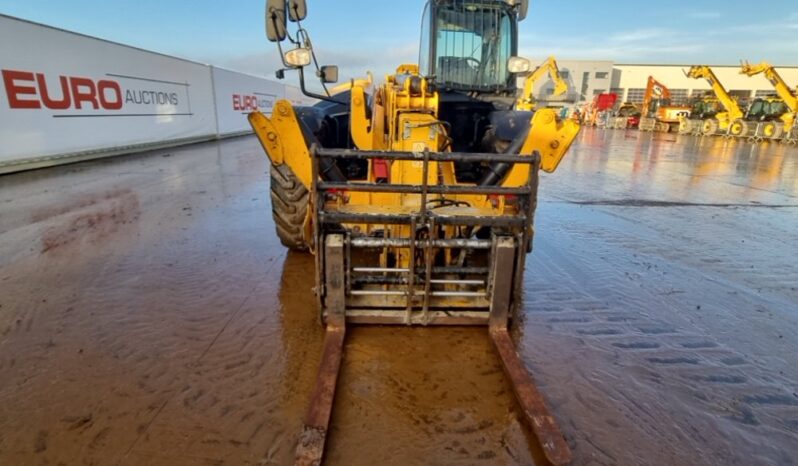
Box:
684;65;745;136
740;61;798;140
249;1;580;464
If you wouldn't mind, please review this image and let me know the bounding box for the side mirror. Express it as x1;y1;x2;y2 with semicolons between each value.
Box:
287;0;307;22
265;0;287;42
507;57;531;74
515;0;529;21
319;65;339;83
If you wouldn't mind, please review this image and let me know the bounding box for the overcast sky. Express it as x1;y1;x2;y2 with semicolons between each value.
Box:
2;0;797;85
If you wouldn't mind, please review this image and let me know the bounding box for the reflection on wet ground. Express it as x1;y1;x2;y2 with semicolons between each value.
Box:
0;129;796;465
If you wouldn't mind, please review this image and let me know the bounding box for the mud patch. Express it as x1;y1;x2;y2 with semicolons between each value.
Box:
40;189;140;253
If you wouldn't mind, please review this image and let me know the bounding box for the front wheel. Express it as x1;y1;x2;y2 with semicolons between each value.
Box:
729;119;749;137
702;119;719;135
762;122;784;140
678;119;693;134
270;163;310;251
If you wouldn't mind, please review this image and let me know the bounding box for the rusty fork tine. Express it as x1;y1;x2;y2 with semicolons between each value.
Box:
294;324;346;466
490;328;572;466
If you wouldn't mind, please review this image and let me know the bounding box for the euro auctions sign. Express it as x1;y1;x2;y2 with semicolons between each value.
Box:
212;67;284;134
0;14;289;169
232;93;276;112
2;69;192;116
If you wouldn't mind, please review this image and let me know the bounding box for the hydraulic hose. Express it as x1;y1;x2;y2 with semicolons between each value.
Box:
477;124;531;186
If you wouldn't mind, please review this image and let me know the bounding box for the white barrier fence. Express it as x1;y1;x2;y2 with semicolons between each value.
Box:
0;15;309;174
212;67;286;136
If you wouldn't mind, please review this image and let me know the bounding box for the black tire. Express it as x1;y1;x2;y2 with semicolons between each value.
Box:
270;163;310;251
703;118;719;135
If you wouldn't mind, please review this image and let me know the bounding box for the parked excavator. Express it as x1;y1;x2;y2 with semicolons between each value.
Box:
248;1;580;465
684;65;745;135
739;61;798;140
638;76;691;133
515;55;568;111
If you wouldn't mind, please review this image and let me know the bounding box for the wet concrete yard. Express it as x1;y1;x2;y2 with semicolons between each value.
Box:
1;129;797;465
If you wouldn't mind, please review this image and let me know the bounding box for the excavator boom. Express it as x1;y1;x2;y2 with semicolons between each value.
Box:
516;56;568;111
641;76;671;116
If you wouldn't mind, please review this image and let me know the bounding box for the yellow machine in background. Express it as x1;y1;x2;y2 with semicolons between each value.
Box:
515;55;568;111
740;61;798;140
679;95;722;134
685;65;745;135
249;1;580;465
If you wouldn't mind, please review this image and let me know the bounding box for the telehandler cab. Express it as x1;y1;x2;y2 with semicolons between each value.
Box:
248;1;580;464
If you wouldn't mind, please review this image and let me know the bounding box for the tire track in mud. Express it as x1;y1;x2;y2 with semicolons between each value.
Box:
0;137;298;466
518;202;798;465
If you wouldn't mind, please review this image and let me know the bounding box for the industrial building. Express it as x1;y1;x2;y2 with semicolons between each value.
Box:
528;59;798;107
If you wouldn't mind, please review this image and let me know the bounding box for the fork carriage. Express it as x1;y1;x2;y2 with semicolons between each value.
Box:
312;146;540;327
295;146;572;466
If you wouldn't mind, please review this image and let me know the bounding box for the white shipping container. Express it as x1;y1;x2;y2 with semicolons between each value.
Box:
0;15;218;172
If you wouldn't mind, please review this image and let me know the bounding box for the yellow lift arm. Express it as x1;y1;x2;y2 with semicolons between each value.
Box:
516;56;568;111
740;61;798;135
740;61;798;112
685;65;744;131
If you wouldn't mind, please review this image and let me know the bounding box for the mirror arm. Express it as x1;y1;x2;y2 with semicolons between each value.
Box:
297;28;330;97
274;35;292;68
298;67;343;104
289;3;300;24
284;21;300;45
269;4;339;104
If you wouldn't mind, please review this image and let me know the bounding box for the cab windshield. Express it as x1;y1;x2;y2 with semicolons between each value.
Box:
768;100;787;116
423;1;515;91
748;99;765;115
692;100;718;117
649;98;672;113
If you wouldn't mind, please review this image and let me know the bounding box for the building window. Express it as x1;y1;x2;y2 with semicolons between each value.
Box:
546;88;555;95
626;88;646;103
691;89;712;98
581;71;590;101
595;72;608;79
559;70;569;79
593;89;606;95
729;90;752;106
755;90;777;98
670;89;689;104
610;88;624;99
